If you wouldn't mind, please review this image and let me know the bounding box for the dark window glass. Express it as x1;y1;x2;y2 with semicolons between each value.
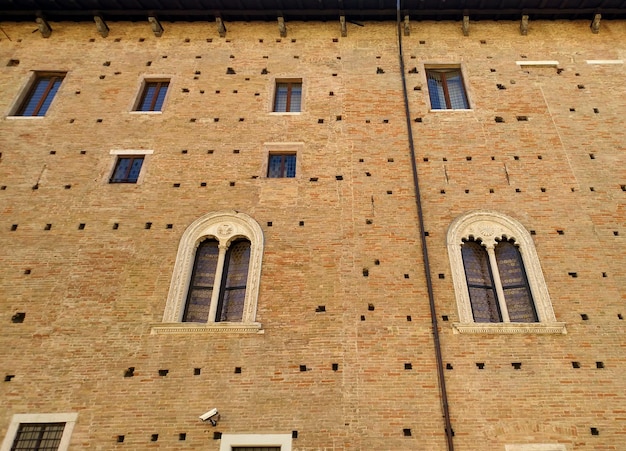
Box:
11;423;65;451
136;81;169;111
16;74;65;116
274;81;302;112
268;154;296;178
461;240;502;322
495;239;538;322
426;69;469;110
110;156;144;183
183;239;219;322
217;240;251;322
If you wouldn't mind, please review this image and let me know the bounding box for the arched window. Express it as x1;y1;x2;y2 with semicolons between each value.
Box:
447;211;565;334
153;211;264;335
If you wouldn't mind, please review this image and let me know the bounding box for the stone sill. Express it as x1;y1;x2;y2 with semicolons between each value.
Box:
150;322;263;335
452;322;567;334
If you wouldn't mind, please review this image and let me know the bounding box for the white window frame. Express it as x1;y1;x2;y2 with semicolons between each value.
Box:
219;433;292;451
447;210;566;334
152;211;264;335
1;413;78;451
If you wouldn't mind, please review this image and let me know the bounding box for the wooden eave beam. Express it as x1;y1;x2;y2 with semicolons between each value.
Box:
520;14;529;35
216;16;226;37
35;16;52;38
148;15;163;36
94;15;109;37
590;13;601;32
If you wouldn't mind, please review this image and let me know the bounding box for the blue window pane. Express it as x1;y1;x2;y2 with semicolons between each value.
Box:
137;81;169;111
447;74;469;109
19;75;65;116
274;84;288;112
427;77;445;110
268;154;296;178
284;155;296;178
289;85;302;112
110;157;144;183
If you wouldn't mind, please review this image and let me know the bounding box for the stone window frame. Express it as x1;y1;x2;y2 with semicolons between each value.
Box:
219;433;292;451
151;211;264;335
0;413;78;451
447;210;566;334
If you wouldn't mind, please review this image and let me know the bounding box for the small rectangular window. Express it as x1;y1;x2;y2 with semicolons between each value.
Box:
110;156;144;183
273;80;302;112
267;154;296;178
15;72;65;116
10;422;65;450
426;68;469;110
135;80;169;111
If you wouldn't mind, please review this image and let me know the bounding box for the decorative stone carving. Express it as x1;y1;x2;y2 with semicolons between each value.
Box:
447;210;564;334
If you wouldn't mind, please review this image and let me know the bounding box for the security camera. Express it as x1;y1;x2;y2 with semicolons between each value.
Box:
199;408;220;425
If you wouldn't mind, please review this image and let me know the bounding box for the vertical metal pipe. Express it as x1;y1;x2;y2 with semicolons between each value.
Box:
395;2;455;450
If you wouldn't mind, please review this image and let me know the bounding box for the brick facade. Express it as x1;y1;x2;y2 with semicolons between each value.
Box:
0;15;624;451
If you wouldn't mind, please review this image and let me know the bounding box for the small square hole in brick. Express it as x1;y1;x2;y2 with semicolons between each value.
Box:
213;432;222;440
366;219;373;224
234;367;242;373
541;187;546;193
404;363;412;370
569;272;578;278
292;431;298;439
173;183;180;188
45;224;52;230
403;429;412;437
11;312;25;323
530;230;536;235
229;182;236;187
4;375;15;381
618;314;623;320
441;189;446;194
580;313;588;320
590;428;599;436
117;436;125;443
123;367;134;378
151;434;158;442
516;116;528;121
577;84;585;89
336;175;344;180
476;363;485;369
24;269;31;275
299;221;304;226
442;315;449;321
572;361;580;368
360;315;366;321
113;223;119;230
446;363;453;370
613;231;619;236
407;315;412;321
78;223;85;230
11;224;18;231
363;269;369;277
438;273;445;279
194;368;201;375
596;361;604;369
158;369;169;376
495;116;504;123
602;272;607;277
404;274;409;279
332;363;339;371
166;224;173;229
315;305;326;312
368;303;375;311
593;108;599;114
179;433;187;441
388;158;394;162
318;119;324;124
512;362;522;370
299;365;307;372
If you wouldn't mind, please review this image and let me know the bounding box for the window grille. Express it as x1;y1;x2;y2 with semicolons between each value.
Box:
268;154;296;178
10;423;65;451
274;81;302;112
136;81;169;111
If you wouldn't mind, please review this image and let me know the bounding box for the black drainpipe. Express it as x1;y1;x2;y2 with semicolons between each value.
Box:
395;2;455;450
